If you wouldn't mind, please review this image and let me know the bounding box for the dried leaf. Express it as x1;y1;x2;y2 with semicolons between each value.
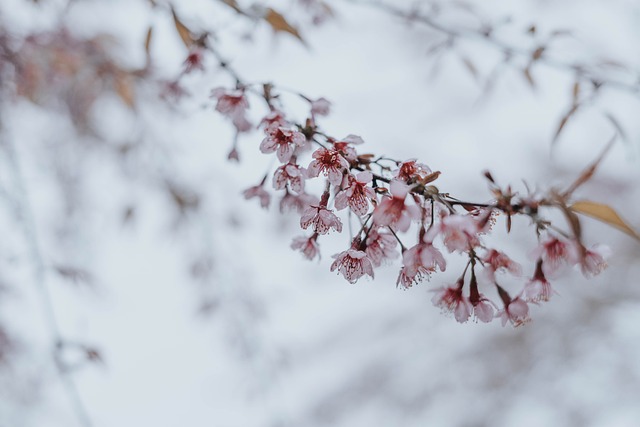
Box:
122;205;136;224
570;200;640;241
563;135;615;196
552;104;579;145
219;0;243;13
319;1;335;18
572;81;580;105
532;46;545;61
523;67;535;88
451;0;476;13
168;185;200;213
604;112;628;142
598;59;628;70
460;56;479;81
171;8;194;48
420;171;441;185
264;8;304;43
145;27;153;56
558;203;582;242
426;40;448;56
54;265;94;286
550;29;573;38
114;73;136;108
85;347;104;364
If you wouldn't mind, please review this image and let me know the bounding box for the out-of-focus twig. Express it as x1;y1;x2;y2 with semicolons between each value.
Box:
342;0;640;95
0;110;93;427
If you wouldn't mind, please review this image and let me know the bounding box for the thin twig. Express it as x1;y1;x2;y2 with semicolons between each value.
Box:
343;0;640;95
0;113;93;427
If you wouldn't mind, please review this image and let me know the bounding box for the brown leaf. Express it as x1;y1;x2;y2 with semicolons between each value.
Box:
572;81;580;105
264;8;305;43
552;104;579;146
550;29;573;38
168;184;200;214
563;135;615;196
523;67;535;88
85;347;104;364
604;112;628;142
54;265;94;286
114;73;136;108
171;8;194;48
570;200;640;241
558;202;582;242
219;0;243;13
532;46;545;61
598;59;628;70
420;171;441;185
319;1;335;17
460;56;479;81
145;27;153;56
122;205;136;224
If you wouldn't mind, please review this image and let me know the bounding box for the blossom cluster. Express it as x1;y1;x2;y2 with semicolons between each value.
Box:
210;86;611;327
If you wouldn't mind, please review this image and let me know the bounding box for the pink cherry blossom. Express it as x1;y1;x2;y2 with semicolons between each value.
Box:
300;205;342;235
396;268;424;289
310;97;331;117
365;228;398;267
497;297;530;327
468;277;495;322
259;110;288;131
273;163;305;194
279;191;318;214
372;180;420;232
334;171;376;216
521;259;554;302
470;207;498;234
530;236;579;278
183;49;205;73
480;249;522;283
427;214;481;253
332;135;364;162
243;184;270;209
580;244;610;277
260;127;306;163
330;248;374;284
523;277;553;302
396;242;446;288
306;147;350;186
393;159;432;183
211;87;252;132
227;147;240;162
291;234;320;261
431;283;472;323
161;80;189;101
471;297;495;323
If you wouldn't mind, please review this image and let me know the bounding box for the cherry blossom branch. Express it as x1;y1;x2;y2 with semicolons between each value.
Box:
169;5;636;327
208;80;620;327
135;4;640;331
